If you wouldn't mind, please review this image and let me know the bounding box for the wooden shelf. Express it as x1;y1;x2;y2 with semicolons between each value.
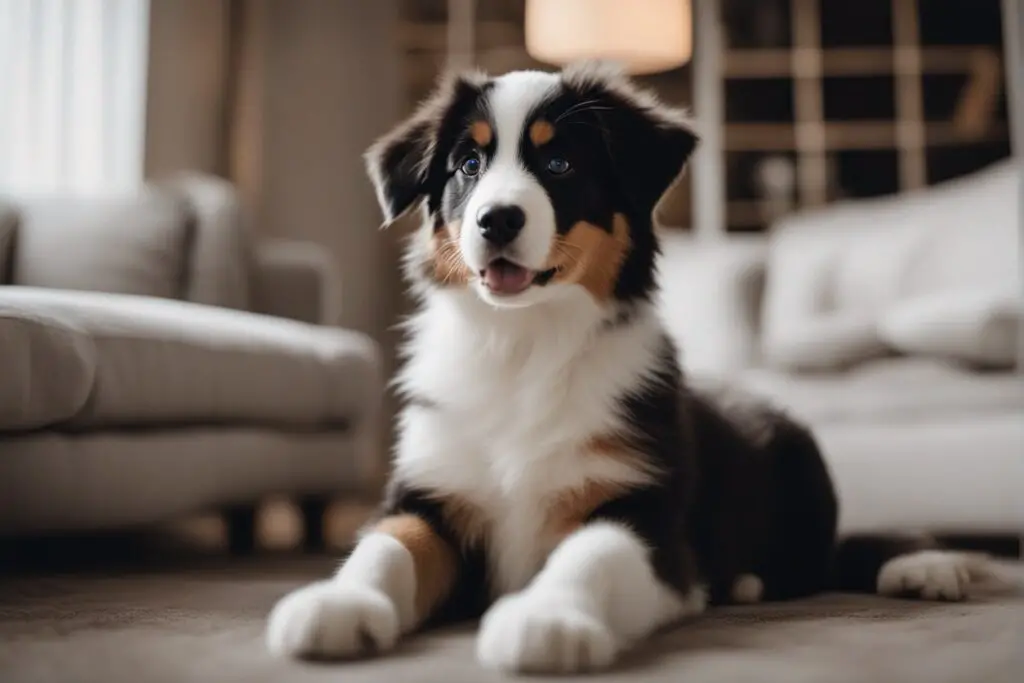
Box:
724;45;1003;78
724;121;1008;151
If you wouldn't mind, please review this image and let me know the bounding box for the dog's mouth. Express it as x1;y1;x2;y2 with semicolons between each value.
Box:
481;258;558;297
481;258;531;296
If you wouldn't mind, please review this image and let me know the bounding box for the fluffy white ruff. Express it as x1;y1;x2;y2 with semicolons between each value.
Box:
394;287;666;593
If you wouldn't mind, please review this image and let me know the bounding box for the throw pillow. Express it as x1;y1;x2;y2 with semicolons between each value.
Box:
878;288;1022;369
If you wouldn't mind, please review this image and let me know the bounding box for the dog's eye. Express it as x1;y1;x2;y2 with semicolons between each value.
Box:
460;155;481;176
546;157;571;176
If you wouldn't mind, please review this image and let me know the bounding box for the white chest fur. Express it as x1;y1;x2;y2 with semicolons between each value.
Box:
392;288;666;594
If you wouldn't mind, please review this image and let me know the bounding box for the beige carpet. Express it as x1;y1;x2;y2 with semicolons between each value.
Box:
1;543;1022;683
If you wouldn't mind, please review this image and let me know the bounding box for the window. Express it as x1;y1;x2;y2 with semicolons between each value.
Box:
0;0;150;195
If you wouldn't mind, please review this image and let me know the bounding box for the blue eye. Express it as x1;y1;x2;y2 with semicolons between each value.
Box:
546;157;571;175
460;155;481;176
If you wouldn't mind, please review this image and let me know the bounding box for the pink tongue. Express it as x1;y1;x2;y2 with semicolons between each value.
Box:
484;260;532;294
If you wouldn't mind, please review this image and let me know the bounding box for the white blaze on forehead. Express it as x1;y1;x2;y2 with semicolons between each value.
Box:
460;71;561;285
486;70;560;161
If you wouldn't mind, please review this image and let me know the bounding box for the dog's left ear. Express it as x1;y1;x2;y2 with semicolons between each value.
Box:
365;70;489;226
562;62;699;219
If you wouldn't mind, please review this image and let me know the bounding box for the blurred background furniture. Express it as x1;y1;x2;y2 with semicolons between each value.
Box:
0;174;383;551
658;157;1022;538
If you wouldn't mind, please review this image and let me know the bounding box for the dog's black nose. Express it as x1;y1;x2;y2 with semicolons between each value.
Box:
477;205;525;247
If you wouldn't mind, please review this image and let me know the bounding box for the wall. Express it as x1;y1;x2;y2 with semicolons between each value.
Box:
144;0;231;178
144;0;406;478
259;0;401;340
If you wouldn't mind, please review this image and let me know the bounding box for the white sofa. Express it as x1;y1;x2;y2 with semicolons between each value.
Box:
657;159;1023;537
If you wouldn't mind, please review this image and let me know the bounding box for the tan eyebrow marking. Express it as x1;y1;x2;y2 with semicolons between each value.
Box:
470;121;493;147
529;119;555;146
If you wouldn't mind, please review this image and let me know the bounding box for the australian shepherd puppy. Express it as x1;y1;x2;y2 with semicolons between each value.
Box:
266;63;998;674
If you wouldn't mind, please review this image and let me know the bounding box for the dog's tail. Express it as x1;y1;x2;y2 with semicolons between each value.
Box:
828;532;1020;600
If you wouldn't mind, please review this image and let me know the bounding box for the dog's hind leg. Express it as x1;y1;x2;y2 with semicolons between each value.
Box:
831;533;1009;601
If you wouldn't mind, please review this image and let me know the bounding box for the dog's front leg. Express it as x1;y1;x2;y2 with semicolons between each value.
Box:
476;521;705;674
266;514;456;660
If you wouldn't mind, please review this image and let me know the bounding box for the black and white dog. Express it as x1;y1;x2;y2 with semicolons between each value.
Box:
266;62;996;674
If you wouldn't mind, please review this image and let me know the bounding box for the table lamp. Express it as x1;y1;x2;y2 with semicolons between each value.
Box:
524;0;693;75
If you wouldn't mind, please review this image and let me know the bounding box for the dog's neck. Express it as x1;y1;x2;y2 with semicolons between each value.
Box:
402;286;656;373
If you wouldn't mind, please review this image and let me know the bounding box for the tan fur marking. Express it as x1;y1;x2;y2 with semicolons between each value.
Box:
470;120;492;147
529;119;555;146
544;479;632;539
544;213;632;301
374;514;457;621
440;497;490;549
429;220;472;286
543;433;648;540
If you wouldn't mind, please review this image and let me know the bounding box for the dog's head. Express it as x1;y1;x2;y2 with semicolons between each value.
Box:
365;62;697;309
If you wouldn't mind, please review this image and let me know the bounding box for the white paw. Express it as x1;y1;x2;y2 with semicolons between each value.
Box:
877;551;973;601
266;580;400;659
476;590;617;674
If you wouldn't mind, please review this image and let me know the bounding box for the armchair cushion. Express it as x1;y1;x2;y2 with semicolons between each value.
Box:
0;306;95;431
0;287;380;432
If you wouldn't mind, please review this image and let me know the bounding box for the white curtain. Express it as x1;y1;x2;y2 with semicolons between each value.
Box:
0;0;150;195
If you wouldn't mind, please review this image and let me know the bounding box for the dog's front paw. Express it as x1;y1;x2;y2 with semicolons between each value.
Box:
476;589;617;673
266;580;399;659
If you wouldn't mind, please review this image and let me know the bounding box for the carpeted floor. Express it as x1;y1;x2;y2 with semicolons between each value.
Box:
1;556;1021;683
1;516;1022;683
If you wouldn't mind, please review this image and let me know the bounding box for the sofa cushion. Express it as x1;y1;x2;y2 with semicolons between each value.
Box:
0;306;96;431
878;288;1022;369
8;187;192;299
738;357;1024;424
0;287;380;430
761;159;1020;372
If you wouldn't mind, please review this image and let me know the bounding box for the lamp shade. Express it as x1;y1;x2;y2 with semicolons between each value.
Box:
525;0;692;75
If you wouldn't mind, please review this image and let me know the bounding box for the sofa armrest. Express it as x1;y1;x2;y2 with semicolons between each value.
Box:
657;232;768;378
251;239;341;325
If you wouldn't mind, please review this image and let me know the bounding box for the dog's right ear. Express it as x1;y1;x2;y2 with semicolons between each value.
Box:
365;70;489;226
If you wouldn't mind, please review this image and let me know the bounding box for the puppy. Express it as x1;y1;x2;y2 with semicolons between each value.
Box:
266;62;998;674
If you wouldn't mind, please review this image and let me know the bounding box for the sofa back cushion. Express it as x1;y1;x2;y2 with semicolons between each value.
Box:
8;187;193;299
155;173;252;311
762;159;1020;371
1;174;253;310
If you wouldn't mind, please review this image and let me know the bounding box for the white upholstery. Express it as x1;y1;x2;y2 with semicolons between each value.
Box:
658;159;1022;535
761;159;1021;371
878;287;1023;369
739;358;1024;424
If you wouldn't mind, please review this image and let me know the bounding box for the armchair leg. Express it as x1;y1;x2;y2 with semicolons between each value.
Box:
299;496;329;553
225;504;258;555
